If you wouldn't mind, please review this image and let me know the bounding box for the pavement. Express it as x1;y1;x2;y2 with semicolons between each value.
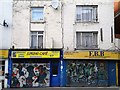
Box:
2;87;120;90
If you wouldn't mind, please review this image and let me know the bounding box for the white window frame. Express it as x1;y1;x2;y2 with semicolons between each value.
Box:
76;32;98;50
76;5;98;22
31;7;44;22
30;31;43;49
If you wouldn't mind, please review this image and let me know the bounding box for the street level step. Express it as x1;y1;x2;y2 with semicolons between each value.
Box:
2;87;119;90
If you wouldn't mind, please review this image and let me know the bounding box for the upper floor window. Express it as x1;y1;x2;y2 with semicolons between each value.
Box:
31;31;43;49
31;7;44;21
76;32;98;49
76;5;98;22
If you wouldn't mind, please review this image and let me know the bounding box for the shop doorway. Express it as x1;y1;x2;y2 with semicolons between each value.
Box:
118;61;120;86
0;60;5;89
50;60;60;87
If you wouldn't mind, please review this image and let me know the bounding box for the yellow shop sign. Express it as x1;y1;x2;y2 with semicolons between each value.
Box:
64;51;120;60
0;50;8;59
12;51;60;58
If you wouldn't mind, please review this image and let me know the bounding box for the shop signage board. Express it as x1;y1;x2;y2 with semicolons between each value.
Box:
11;51;60;58
64;51;120;60
0;50;8;59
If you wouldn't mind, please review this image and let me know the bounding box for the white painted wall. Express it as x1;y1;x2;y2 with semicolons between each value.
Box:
12;1;62;49
4;60;8;88
12;1;30;48
63;0;115;51
0;0;12;89
12;0;115;51
0;0;12;49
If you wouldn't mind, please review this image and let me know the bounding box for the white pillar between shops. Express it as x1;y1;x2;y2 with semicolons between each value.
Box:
4;59;8;88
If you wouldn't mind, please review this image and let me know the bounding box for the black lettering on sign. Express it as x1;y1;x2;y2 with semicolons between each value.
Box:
100;51;104;56
89;51;104;56
89;51;93;56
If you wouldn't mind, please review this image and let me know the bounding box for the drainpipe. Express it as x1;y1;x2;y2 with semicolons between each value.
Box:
7;49;12;88
61;1;64;49
60;0;64;87
60;49;63;87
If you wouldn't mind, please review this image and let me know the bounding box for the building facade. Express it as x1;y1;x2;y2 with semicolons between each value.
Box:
12;0;115;50
114;0;120;49
62;0;117;87
114;0;120;86
0;0;12;89
6;0;119;88
12;0;62;49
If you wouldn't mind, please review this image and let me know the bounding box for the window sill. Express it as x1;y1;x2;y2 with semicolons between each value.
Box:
31;20;46;23
30;47;43;49
74;48;100;50
75;21;99;23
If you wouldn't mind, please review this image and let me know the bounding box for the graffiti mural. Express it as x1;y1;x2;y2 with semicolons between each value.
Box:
66;61;108;87
11;63;50;88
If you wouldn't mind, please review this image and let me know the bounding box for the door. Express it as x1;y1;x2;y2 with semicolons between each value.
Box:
108;61;116;86
0;60;5;89
118;61;120;86
50;60;60;87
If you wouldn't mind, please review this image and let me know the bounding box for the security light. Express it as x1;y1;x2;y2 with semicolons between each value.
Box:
3;20;8;27
0;20;8;27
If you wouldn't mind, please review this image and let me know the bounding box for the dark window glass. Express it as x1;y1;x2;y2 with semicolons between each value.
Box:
52;62;58;75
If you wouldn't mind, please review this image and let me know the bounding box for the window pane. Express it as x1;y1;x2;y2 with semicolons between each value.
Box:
82;9;92;22
82;9;86;21
82;33;92;48
31;35;37;48
31;8;43;21
76;32;81;49
76;6;82;21
52;62;58;75
76;32;98;49
76;5;97;22
93;33;98;48
88;9;92;21
88;34;92;47
31;31;44;49
38;35;43;48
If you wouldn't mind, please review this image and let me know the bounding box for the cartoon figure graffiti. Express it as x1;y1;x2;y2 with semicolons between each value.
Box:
11;63;50;88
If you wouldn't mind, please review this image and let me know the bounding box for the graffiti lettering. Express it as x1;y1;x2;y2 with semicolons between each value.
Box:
66;61;108;87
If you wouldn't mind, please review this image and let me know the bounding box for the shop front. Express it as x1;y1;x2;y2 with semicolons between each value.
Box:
63;50;119;87
0;50;9;89
8;49;62;88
